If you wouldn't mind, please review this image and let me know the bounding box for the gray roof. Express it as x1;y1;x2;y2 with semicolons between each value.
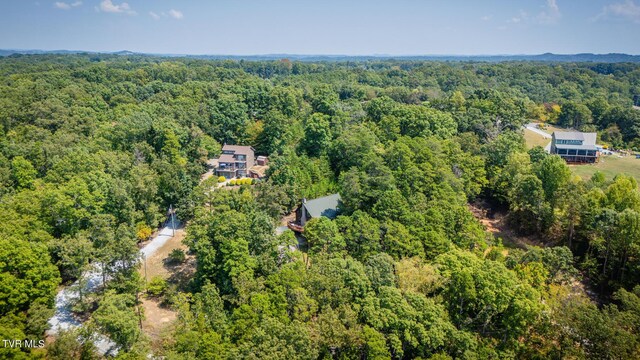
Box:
218;154;236;163
222;145;254;155
304;193;341;219
553;131;597;145
554;131;584;141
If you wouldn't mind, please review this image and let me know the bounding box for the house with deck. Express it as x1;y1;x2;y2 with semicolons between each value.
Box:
551;131;599;164
215;145;255;178
288;194;341;232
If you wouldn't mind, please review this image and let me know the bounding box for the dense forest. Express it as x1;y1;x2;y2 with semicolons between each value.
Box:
1;54;640;359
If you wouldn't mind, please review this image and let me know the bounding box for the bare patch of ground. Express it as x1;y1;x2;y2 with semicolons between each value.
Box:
280;210;296;226
140;229;187;280
138;229;196;347
470;201;604;303
469;201;544;250
141;298;176;348
166;256;197;291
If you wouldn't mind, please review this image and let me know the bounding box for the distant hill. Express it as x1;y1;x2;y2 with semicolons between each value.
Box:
189;53;640;63
0;49;89;57
1;49;640;63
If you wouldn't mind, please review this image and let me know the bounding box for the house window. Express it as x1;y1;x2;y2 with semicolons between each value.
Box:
556;139;582;145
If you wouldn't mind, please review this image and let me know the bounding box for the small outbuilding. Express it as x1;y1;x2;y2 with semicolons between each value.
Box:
256;156;269;166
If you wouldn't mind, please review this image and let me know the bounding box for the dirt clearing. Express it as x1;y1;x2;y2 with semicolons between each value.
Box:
469;201;545;250
138;228;196;348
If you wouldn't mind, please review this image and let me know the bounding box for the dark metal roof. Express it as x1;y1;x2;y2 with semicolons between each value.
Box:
304;194;341;219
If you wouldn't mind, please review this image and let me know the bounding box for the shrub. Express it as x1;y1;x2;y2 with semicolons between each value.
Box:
146;277;168;297
230;179;237;186
160;284;179;307
217;176;226;183
168;249;186;264
135;223;153;242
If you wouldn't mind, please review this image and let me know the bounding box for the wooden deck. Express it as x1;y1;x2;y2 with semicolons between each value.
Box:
287;222;304;233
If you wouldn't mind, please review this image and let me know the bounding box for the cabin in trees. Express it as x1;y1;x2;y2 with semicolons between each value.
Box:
288;194;341;232
214;145;269;179
551;131;599;164
215;145;255;178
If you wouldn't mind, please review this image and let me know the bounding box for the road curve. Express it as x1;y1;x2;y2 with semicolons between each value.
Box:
524;123;552;139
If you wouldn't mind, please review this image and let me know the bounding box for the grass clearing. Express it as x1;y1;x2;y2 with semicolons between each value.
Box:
569;155;640;184
524;128;551;149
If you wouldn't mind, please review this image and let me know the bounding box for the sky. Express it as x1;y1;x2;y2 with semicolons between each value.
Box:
0;0;639;55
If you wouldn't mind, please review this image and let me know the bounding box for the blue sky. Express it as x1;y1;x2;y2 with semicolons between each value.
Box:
0;0;639;55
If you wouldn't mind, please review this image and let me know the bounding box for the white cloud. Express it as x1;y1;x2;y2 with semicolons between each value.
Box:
54;1;81;9
167;9;184;20
98;0;135;15
507;10;528;24
599;0;640;23
538;0;562;23
481;15;491;21
54;2;70;9
149;9;184;20
505;1;561;26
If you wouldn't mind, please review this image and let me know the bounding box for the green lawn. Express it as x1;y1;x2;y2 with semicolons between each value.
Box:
523;129;551;149
523;123;570;150
569;155;640;184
